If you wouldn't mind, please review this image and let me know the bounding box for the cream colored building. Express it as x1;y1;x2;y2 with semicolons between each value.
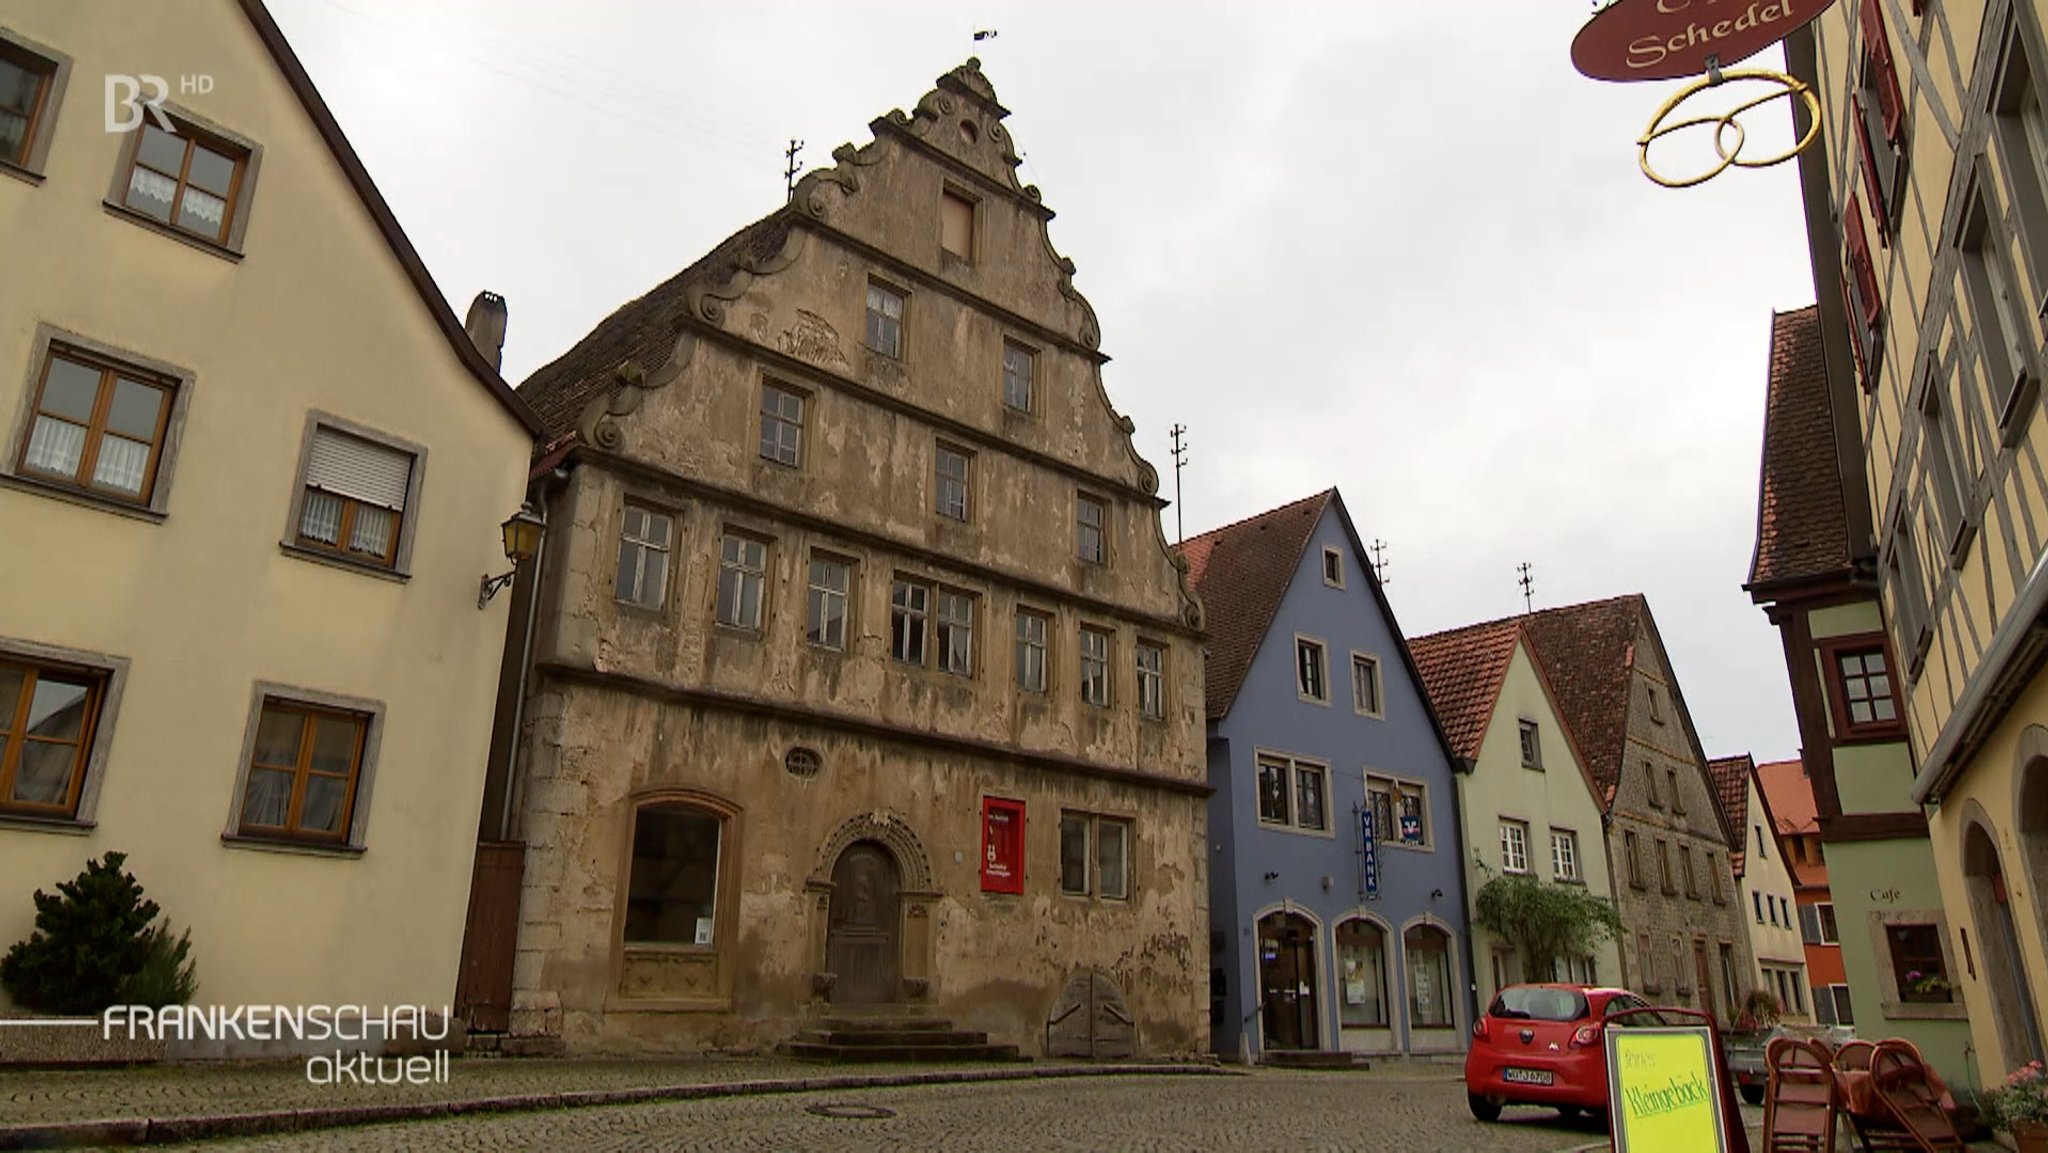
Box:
1709;756;1811;1023
1410;620;1623;1000
0;0;538;1024
1788;0;2048;1081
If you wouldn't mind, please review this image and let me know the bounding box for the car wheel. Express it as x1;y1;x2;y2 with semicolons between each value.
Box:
1468;1093;1504;1122
1740;1084;1765;1106
1556;1105;1585;1120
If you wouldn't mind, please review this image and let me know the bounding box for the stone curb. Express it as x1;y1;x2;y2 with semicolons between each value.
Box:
0;1062;1242;1149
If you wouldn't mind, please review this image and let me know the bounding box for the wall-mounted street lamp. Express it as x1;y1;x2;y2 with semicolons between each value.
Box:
479;503;545;609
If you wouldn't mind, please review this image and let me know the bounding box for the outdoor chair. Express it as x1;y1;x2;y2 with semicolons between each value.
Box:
1854;1041;1964;1153
1763;1035;1839;1153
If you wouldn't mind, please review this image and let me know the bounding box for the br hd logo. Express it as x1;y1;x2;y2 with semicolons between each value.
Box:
105;73;213;133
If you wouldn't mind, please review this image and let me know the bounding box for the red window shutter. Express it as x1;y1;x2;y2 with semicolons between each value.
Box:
1862;0;1906;144
1844;191;1883;328
1853;98;1889;246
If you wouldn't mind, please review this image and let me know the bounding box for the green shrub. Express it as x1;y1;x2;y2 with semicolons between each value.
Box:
0;852;198;1015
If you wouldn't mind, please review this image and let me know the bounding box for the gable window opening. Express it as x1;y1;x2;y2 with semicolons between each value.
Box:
121;119;247;245
1709;854;1725;903
1656;838;1675;895
1624;830;1644;888
1645;759;1662;807
1078;625;1112;707
1257;754;1330;833
1014;610;1049;693
939;187;975;261
295;426;413;568
1755;891;1767;924
1366;775;1429;848
890;579;930;666
1499;819;1530;874
1648;686;1665;724
758;383;804;468
0;657;104;818
1075;493;1107;564
1322;547;1344;587
0;43;56;168
1001;341;1035;412
623;803;723;946
1352;653;1383;717
237;699;367;844
716;534;768;631
1550;828;1580;882
1518;719;1543;770
1136;642;1165;721
937;589;975;677
865;281;905;358
614;504;673;610
935;444;971;521
1296;638;1328;703
18;347;174;506
1680;844;1698;898
1668;768;1686;814
1059;811;1130;900
805;555;851;650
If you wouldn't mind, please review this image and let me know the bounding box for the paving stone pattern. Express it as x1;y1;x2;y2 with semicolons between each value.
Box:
157;1071;1639;1153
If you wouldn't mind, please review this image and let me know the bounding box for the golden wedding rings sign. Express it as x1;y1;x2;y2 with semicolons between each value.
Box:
1571;0;1838;187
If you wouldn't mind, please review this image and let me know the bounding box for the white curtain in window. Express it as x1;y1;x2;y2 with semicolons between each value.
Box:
24;417;86;475
127;167;176;206
349;505;394;556
92;436;149;494
299;489;343;544
180;188;225;226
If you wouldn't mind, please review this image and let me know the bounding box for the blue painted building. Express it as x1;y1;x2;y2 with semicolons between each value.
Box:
1181;490;1469;1059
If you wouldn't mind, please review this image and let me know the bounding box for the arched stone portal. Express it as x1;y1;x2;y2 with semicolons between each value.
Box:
805;811;938;1005
1962;811;2045;1069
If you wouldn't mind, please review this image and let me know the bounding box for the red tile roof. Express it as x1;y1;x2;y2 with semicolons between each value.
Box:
1177;491;1334;718
1748;306;1854;592
1408;619;1522;762
1755;757;1826;890
515;209;797;436
1516;595;1647;807
1706;754;1755;876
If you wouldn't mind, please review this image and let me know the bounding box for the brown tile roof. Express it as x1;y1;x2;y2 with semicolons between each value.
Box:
1516;595;1646;806
515;209;797;436
1755;757;1827;890
1177;491;1333;719
239;0;541;439
1705;754;1755;875
1748;306;1854;592
1407;620;1522;762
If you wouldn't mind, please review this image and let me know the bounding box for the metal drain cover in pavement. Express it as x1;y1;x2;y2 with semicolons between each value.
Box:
805;1102;897;1120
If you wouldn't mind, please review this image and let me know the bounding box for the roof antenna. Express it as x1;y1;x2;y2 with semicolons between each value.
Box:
973;28;998;41
1371;539;1390;586
1169;423;1189;545
783;139;805;203
1518;562;1535;614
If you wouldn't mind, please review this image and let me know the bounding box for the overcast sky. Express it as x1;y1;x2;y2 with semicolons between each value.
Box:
268;0;1821;763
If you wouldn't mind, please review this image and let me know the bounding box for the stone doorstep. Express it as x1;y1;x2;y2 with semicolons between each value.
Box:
0;1062;1243;1150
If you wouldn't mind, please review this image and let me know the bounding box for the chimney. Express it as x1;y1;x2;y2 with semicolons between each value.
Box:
465;291;507;372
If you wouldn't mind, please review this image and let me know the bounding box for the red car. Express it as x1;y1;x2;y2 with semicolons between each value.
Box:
1464;983;1663;1121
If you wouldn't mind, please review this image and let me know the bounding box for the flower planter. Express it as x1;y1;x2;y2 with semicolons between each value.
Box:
2014;1121;2048;1153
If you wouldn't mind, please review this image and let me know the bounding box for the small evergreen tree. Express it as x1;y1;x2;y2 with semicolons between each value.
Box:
1474;871;1625;981
0;852;197;1014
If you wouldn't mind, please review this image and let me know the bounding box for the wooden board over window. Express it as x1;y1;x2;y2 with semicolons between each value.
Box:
940;189;975;259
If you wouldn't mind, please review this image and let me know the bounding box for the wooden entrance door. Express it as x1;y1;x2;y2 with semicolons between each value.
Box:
1258;912;1319;1050
1693;939;1717;1023
453;840;524;1032
826;842;900;1004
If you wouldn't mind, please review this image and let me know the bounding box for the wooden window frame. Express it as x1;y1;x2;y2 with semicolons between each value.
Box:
864;279;906;359
0;31;69;179
804;552;854;651
1322;547;1345;588
1075;492;1108;565
934;442;972;522
1625;829;1645;888
758;381;805;468
1058;810;1133;902
1135;640;1166;721
614;502;675;613
13;343;177;508
1014;608;1050;693
1681;843;1699;898
1351;653;1383;718
1958;181;2041;436
936;587;976;678
715;532;770;632
1818;634;1908;739
228;694;373;849
104;104;262;256
890;578;932;666
1844;190;1888;393
280;414;426;578
1657;837;1676;895
1000;340;1035;413
1518;719;1543;769
1295;636;1329;704
0;654;106;820
1078;624;1113;707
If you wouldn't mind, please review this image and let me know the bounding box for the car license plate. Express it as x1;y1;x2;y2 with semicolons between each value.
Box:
1503;1068;1554;1086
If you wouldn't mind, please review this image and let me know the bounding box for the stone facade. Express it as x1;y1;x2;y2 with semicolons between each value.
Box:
492;60;1209;1057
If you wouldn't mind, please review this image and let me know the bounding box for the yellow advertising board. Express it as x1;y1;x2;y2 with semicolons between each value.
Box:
1604;1025;1732;1153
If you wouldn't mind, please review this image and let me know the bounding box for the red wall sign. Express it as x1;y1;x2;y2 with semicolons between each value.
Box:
982;797;1025;894
1572;0;1838;82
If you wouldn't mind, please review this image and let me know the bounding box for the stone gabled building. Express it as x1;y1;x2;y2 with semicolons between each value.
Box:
463;60;1209;1057
1516;596;1755;1024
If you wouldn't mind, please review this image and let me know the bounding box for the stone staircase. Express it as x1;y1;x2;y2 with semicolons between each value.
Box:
778;1011;1025;1063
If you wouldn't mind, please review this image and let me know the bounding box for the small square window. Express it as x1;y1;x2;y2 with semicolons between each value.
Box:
119;119;250;245
935;443;971;521
17;346;176;507
1295;638;1328;702
717;534;768;630
940;188;975;260
293;425;416;570
614;504;673;609
1075;494;1107;564
1136;642;1165;720
1002;342;1035;412
1058;812;1131;900
865;281;905;358
236;699;369;843
1518;720;1543;769
759;383;804;468
1322;547;1344;587
806;554;852;650
1079;625;1112;707
1352;654;1383;717
1829;640;1902;733
1015;610;1050;693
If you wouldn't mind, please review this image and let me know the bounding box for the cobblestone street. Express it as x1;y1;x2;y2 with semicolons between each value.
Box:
157;1070;1678;1153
